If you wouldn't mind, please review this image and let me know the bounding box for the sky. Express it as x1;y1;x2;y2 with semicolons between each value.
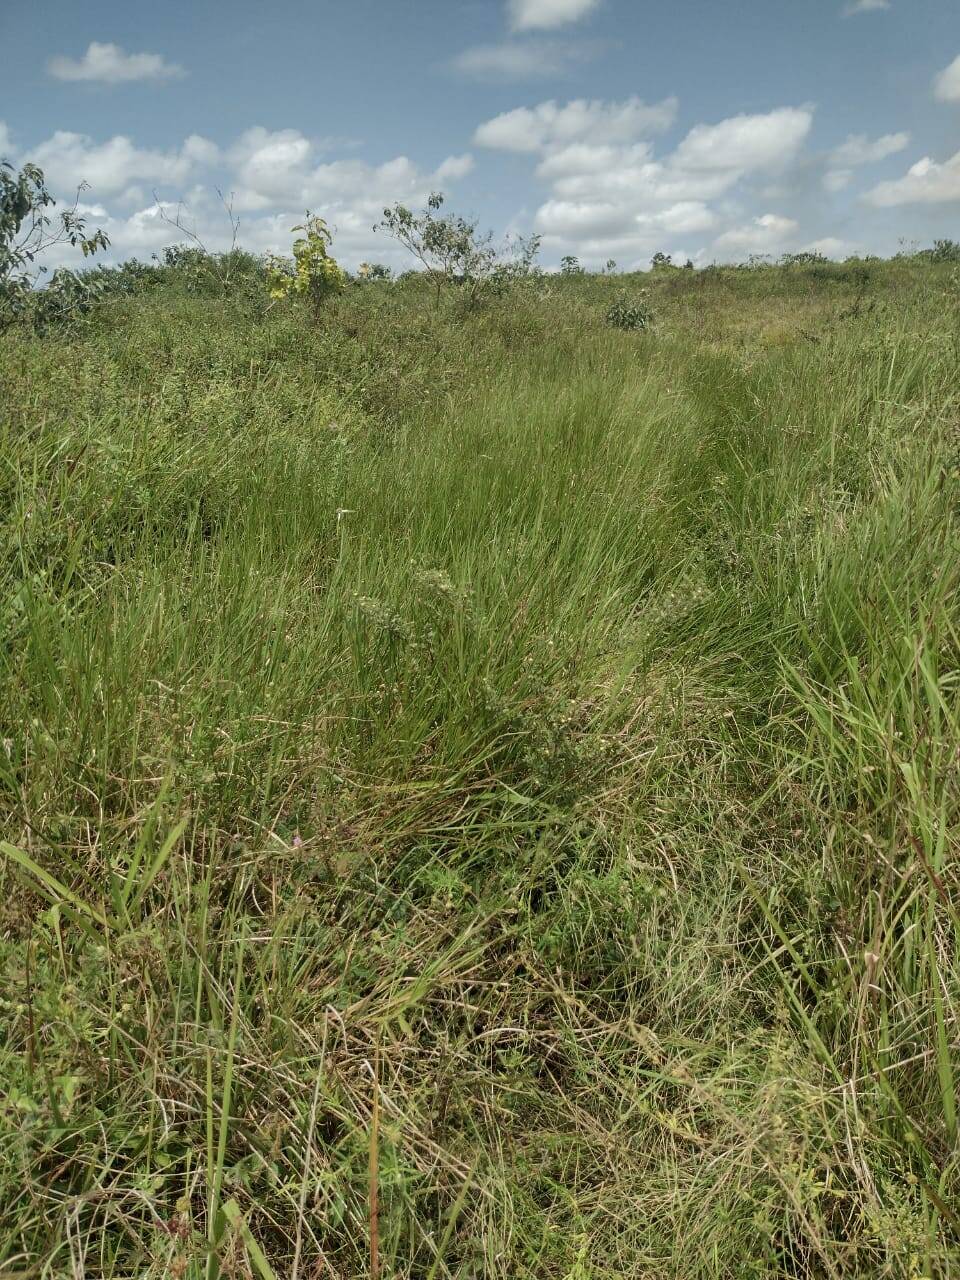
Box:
2;0;959;272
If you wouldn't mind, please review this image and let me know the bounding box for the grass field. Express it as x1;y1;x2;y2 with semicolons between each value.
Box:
2;259;959;1277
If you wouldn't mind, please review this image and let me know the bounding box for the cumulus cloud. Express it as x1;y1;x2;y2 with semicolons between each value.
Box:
225;126;473;221
802;236;860;258
823;169;853;192
48;42;184;84
15;198;187;272
864;151;960;205
714;213;799;254
102;202;184;249
508;0;601;32
474;96;678;152
821;132;910;192
451;39;600;79
934;54;960;103
648;201;718;235
542;153;753;204
475;98;818;263
5;121;477;272
842;0;890;14
224;132;476;267
25;131;217;196
536;140;651;179
670;108;812;173
435;153;475;181
228;127;314;207
534;199;630;238
533;197;717;241
829;131;910;166
6;95;853;273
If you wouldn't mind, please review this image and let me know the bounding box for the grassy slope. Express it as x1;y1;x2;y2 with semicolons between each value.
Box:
1;263;959;1278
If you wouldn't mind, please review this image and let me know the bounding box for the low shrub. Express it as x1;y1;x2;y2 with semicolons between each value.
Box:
605;293;653;330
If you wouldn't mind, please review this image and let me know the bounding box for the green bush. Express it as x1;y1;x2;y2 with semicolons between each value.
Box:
29;268;107;333
0;161;109;332
605;293;653;330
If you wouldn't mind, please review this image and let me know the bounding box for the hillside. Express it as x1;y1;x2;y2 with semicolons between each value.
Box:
2;259;959;1277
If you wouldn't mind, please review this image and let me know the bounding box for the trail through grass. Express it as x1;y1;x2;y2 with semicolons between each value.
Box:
1;264;959;1277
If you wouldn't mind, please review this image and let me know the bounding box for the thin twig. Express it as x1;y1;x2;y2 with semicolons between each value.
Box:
369;1037;380;1280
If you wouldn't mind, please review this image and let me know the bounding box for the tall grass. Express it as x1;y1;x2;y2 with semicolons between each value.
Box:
1;264;958;1277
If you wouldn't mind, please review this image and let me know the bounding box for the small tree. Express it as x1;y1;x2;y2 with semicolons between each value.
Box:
154;187;247;296
560;255;583;275
266;215;345;318
377;193;539;309
358;261;392;281
928;239;960;263
0;161;110;329
650;251;673;271
606;294;653;331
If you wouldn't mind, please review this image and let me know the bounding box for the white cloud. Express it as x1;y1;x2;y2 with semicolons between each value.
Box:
934;54;960;103
802;236;860;258
864;151;960;205
545;154;738;204
304;156;426;209
117;185;146;207
226;126;472;219
104;202;184;250
536;141;651;179
451;39;595;79
6;121;477;271
714;213;799;254
182;136;220;168
477;99;817;261
25;131;217;196
228;127;314;207
650;201;718;234
534;198;631;238
24;198;186;272
822;132;910;192
536;195;716;240
829;131;910;167
48;42;184;84
8;93;865;274
671;108;812;173
508;0;601;32
474;96;678;152
843;0;890;14
0;121;12;160
533;199;711;244
540;108;813;206
533;189;723;266
435;153;475;181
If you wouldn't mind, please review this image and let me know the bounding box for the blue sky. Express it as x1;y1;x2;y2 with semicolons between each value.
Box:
2;0;959;270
